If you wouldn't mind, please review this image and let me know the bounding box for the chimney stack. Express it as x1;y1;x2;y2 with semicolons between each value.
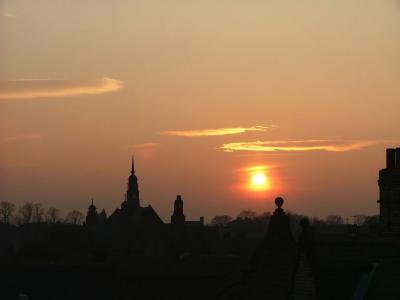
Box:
386;148;396;169
396;148;400;169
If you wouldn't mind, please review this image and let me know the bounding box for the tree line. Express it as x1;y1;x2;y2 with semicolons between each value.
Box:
0;201;84;225
211;210;379;229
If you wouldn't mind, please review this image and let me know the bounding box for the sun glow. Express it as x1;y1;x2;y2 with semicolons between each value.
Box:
248;167;271;191
252;173;266;186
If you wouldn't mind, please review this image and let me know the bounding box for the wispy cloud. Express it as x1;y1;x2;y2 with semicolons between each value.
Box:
2;133;43;143
219;140;376;153
0;77;123;100
160;125;275;137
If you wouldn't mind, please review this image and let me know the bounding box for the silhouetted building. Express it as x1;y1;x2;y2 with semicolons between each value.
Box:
169;194;206;230
222;197;318;299
126;156;140;210
108;157;164;229
167;194;215;255
99;209;107;225
4;151;400;299
378;148;400;236
170;195;204;227
171;195;185;227
85;199;99;227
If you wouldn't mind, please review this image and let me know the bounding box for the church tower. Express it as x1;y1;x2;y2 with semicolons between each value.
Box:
378;148;400;236
126;156;140;210
171;195;186;226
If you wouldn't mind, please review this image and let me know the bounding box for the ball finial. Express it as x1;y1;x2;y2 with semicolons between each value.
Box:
275;197;284;208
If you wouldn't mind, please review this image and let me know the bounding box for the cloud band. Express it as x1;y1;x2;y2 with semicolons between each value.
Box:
0;77;123;100
160;125;274;137
219;140;376;152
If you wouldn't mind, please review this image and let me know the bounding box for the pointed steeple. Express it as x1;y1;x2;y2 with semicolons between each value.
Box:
126;156;140;210
131;155;135;175
89;198;95;209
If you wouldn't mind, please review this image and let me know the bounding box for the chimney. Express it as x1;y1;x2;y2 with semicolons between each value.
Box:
396;148;400;169
386;148;396;169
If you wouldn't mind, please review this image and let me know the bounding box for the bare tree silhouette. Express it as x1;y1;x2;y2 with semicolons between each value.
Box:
237;210;258;220
17;202;35;224
65;210;84;225
211;215;232;226
46;207;62;224
0;201;15;224
33;203;45;223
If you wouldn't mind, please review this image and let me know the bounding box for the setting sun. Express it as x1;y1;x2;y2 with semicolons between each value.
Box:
252;173;266;186
248;168;271;192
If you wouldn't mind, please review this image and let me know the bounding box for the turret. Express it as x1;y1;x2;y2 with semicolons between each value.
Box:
99;209;108;225
86;198;99;227
171;195;186;226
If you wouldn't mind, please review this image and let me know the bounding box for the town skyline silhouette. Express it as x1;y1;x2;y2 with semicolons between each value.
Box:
2;1;400;298
0;147;399;299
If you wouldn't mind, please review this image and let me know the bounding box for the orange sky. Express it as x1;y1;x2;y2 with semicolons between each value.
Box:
1;1;400;222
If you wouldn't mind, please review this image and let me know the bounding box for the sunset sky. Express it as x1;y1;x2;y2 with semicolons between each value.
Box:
1;1;400;222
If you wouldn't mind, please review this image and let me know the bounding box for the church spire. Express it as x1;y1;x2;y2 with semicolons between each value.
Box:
126;156;140;210
131;155;135;175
